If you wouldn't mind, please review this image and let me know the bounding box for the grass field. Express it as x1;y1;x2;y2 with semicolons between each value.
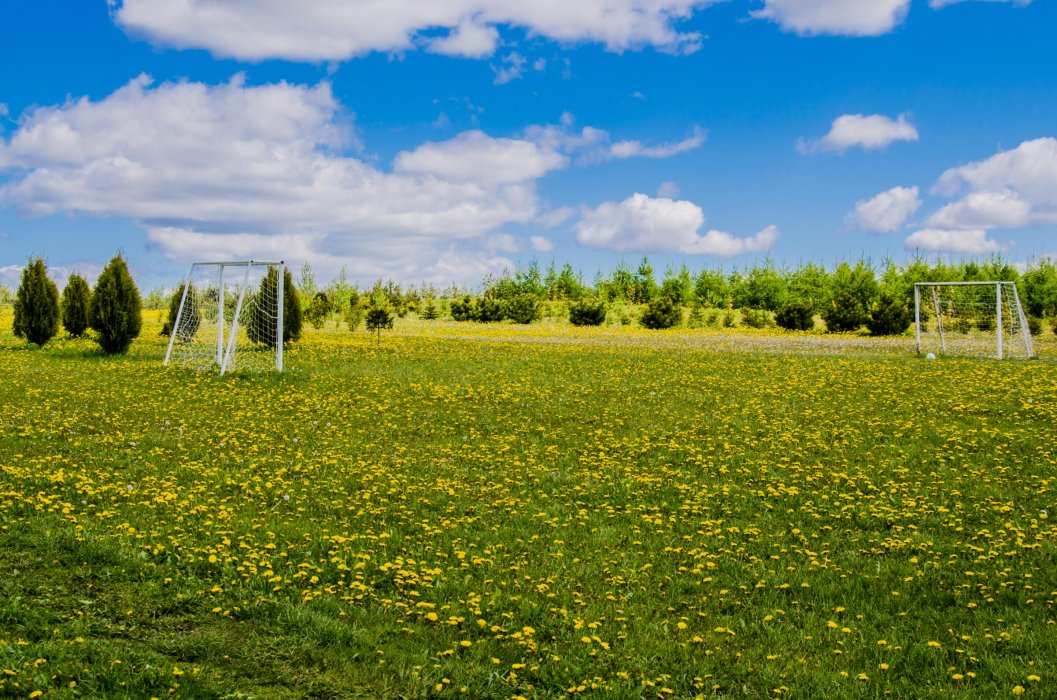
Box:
1;312;1056;698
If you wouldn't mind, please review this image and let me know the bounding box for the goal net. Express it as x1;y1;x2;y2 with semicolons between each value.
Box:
914;281;1033;359
164;261;285;373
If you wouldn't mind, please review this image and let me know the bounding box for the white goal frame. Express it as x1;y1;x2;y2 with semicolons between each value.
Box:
163;260;285;373
914;281;1033;360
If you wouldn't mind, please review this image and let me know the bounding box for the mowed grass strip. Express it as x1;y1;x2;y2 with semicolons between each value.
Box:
1;313;1055;698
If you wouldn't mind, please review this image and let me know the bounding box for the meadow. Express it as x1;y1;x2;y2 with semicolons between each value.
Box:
1;312;1056;698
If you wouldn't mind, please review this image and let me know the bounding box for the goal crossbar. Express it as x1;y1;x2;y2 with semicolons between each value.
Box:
914;281;1033;359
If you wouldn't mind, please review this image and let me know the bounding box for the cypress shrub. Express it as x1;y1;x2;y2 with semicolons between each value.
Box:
569;299;607;326
61;273;92;338
640;296;681;330
248;267;302;346
775;301;814;331
90;254;142;354
160;283;199;338
13;258;61;346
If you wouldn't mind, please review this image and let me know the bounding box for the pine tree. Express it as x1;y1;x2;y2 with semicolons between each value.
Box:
13;258;61;346
61;273;92;337
640;295;682;330
89;254;142;354
866;292;912;336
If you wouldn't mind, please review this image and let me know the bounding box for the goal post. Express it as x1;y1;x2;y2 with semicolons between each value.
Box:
914;281;1033;359
164;260;285;373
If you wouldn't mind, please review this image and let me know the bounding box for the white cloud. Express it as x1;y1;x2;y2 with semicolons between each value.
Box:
929;0;1031;8
113;0;711;61
800;113;919;154
535;207;576;229
846;185;921;233
0;75;542;283
493;52;528;85
927;138;1057;230
426;18;500;58
575;193;779;256
530;235;556;253
657;181;681;198
0;77;710;284
394;130;567;185
524;120;704;164
904;228;1005;254
609;126;706;159
752;0;911;37
486;232;521;253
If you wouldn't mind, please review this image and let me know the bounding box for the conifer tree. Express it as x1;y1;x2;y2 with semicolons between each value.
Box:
160;283;200;339
13;258;61;346
248;266;301;346
61;273;92;337
89;253;142;354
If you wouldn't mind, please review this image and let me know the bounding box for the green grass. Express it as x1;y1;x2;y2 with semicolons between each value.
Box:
1;313;1055;698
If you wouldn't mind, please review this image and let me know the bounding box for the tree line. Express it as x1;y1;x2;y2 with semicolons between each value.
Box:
284;256;1057;335
6;255;1057;346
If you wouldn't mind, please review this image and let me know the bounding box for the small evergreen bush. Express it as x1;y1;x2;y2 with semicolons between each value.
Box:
640;296;681;330
61;273;92;338
420;298;439;320
450;296;477;322
741;307;774;329
505;293;542;324
1027;315;1043;337
477;296;505;323
866;292;912;336
365;306;394;341
13;258;61;346
822;289;867;333
569;299;607;326
89;254;142;354
775;301;814;331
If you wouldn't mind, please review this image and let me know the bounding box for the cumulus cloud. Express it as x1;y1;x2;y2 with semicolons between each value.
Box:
904;228;1005;255
846;185;921;233
426;18;499;58
394;130;567;184
799;113;918;154
927;137;1057;230
0;77;708;283
112;0;712;61
0;75;540;282
575;193;779;256
752;0;911;36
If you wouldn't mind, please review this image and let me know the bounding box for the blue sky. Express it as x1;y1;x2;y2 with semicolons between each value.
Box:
1;0;1054;290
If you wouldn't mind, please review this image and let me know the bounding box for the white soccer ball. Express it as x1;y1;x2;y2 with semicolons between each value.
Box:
925;352;936;360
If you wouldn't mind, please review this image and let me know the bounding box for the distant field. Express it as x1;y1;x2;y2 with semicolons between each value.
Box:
2;312;1056;698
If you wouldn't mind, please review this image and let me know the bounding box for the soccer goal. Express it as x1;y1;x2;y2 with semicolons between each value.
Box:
164;261;285;373
914;281;1033;359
